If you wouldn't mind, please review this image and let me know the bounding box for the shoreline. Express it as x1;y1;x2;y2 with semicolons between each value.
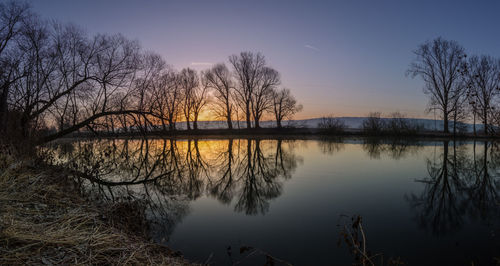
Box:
57;127;500;141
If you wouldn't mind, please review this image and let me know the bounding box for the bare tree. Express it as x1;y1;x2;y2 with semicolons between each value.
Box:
464;55;500;134
450;88;468;135
229;51;266;129
317;115;346;133
149;67;179;131
178;68;198;130
0;1;31;133
132;52;166;132
362;112;385;134
148;68;183;131
192;77;210;130
9;15;55;137
0;1;303;144
271;88;302;128
164;71;182;130
204;63;234;129
66;33;142;135
251;66;280;128
7;19;155;143
407;37;466;133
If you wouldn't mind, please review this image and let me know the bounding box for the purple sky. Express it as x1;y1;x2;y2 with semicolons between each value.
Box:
28;0;500;119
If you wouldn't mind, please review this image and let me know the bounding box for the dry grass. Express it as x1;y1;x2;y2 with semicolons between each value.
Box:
0;155;192;265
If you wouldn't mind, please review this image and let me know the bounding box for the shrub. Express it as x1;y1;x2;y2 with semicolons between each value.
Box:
362;112;386;134
387;112;424;135
318;116;346;133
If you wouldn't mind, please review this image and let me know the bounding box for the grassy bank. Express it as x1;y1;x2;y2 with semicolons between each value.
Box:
0;153;192;265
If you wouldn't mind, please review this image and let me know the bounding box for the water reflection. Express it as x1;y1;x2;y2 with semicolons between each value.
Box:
41;137;499;263
316;137;423;160
466;142;500;222
43;138;303;225
317;138;345;155
406;140;499;236
361;138;422;160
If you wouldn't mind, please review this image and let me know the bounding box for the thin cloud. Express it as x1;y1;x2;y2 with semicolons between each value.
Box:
304;44;320;52
191;62;213;66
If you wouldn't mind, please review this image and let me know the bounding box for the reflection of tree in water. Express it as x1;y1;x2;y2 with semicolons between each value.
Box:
463;142;500;223
274;139;302;179
41;138;192;240
208;139;238;204
42;138;303;239
142;183;191;243
317;138;345;155
208;139;302;215
406;141;467;236
182;139;209;200
317;137;422;160
406;141;499;236
42;139;174;187
233;140;282;215
362;138;422;160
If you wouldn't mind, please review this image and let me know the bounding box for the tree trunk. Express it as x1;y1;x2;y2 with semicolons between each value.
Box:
254;119;260;129
443;116;449;134
0;84;10;133
473;111;476;136
169;119;175;131
161;119;166;131
226;103;233;129
484;113;488;135
277;119;282;128
193;117;198;130
245;105;251;129
453;111;457;137
20;113;31;138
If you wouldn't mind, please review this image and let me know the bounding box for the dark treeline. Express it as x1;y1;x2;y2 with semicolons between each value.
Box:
0;2;302;145
408;37;500;136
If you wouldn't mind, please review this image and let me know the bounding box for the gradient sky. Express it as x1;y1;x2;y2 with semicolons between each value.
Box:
28;0;500;119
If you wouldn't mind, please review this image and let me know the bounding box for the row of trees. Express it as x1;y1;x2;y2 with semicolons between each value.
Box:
408;37;500;135
0;2;302;144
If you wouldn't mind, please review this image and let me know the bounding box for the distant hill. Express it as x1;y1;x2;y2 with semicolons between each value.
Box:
158;117;484;132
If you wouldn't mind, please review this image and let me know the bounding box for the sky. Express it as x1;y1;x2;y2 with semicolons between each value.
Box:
27;0;500;119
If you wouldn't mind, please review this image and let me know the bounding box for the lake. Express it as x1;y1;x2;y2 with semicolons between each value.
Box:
43;137;499;265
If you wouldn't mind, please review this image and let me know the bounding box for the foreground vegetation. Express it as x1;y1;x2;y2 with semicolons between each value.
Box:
0;151;191;265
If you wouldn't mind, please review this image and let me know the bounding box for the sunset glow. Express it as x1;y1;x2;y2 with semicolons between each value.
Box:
25;0;500;120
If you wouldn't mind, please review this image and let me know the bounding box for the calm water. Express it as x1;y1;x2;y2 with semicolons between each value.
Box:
44;138;499;265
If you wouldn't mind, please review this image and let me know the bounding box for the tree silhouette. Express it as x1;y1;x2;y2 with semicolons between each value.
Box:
407;37;466;133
